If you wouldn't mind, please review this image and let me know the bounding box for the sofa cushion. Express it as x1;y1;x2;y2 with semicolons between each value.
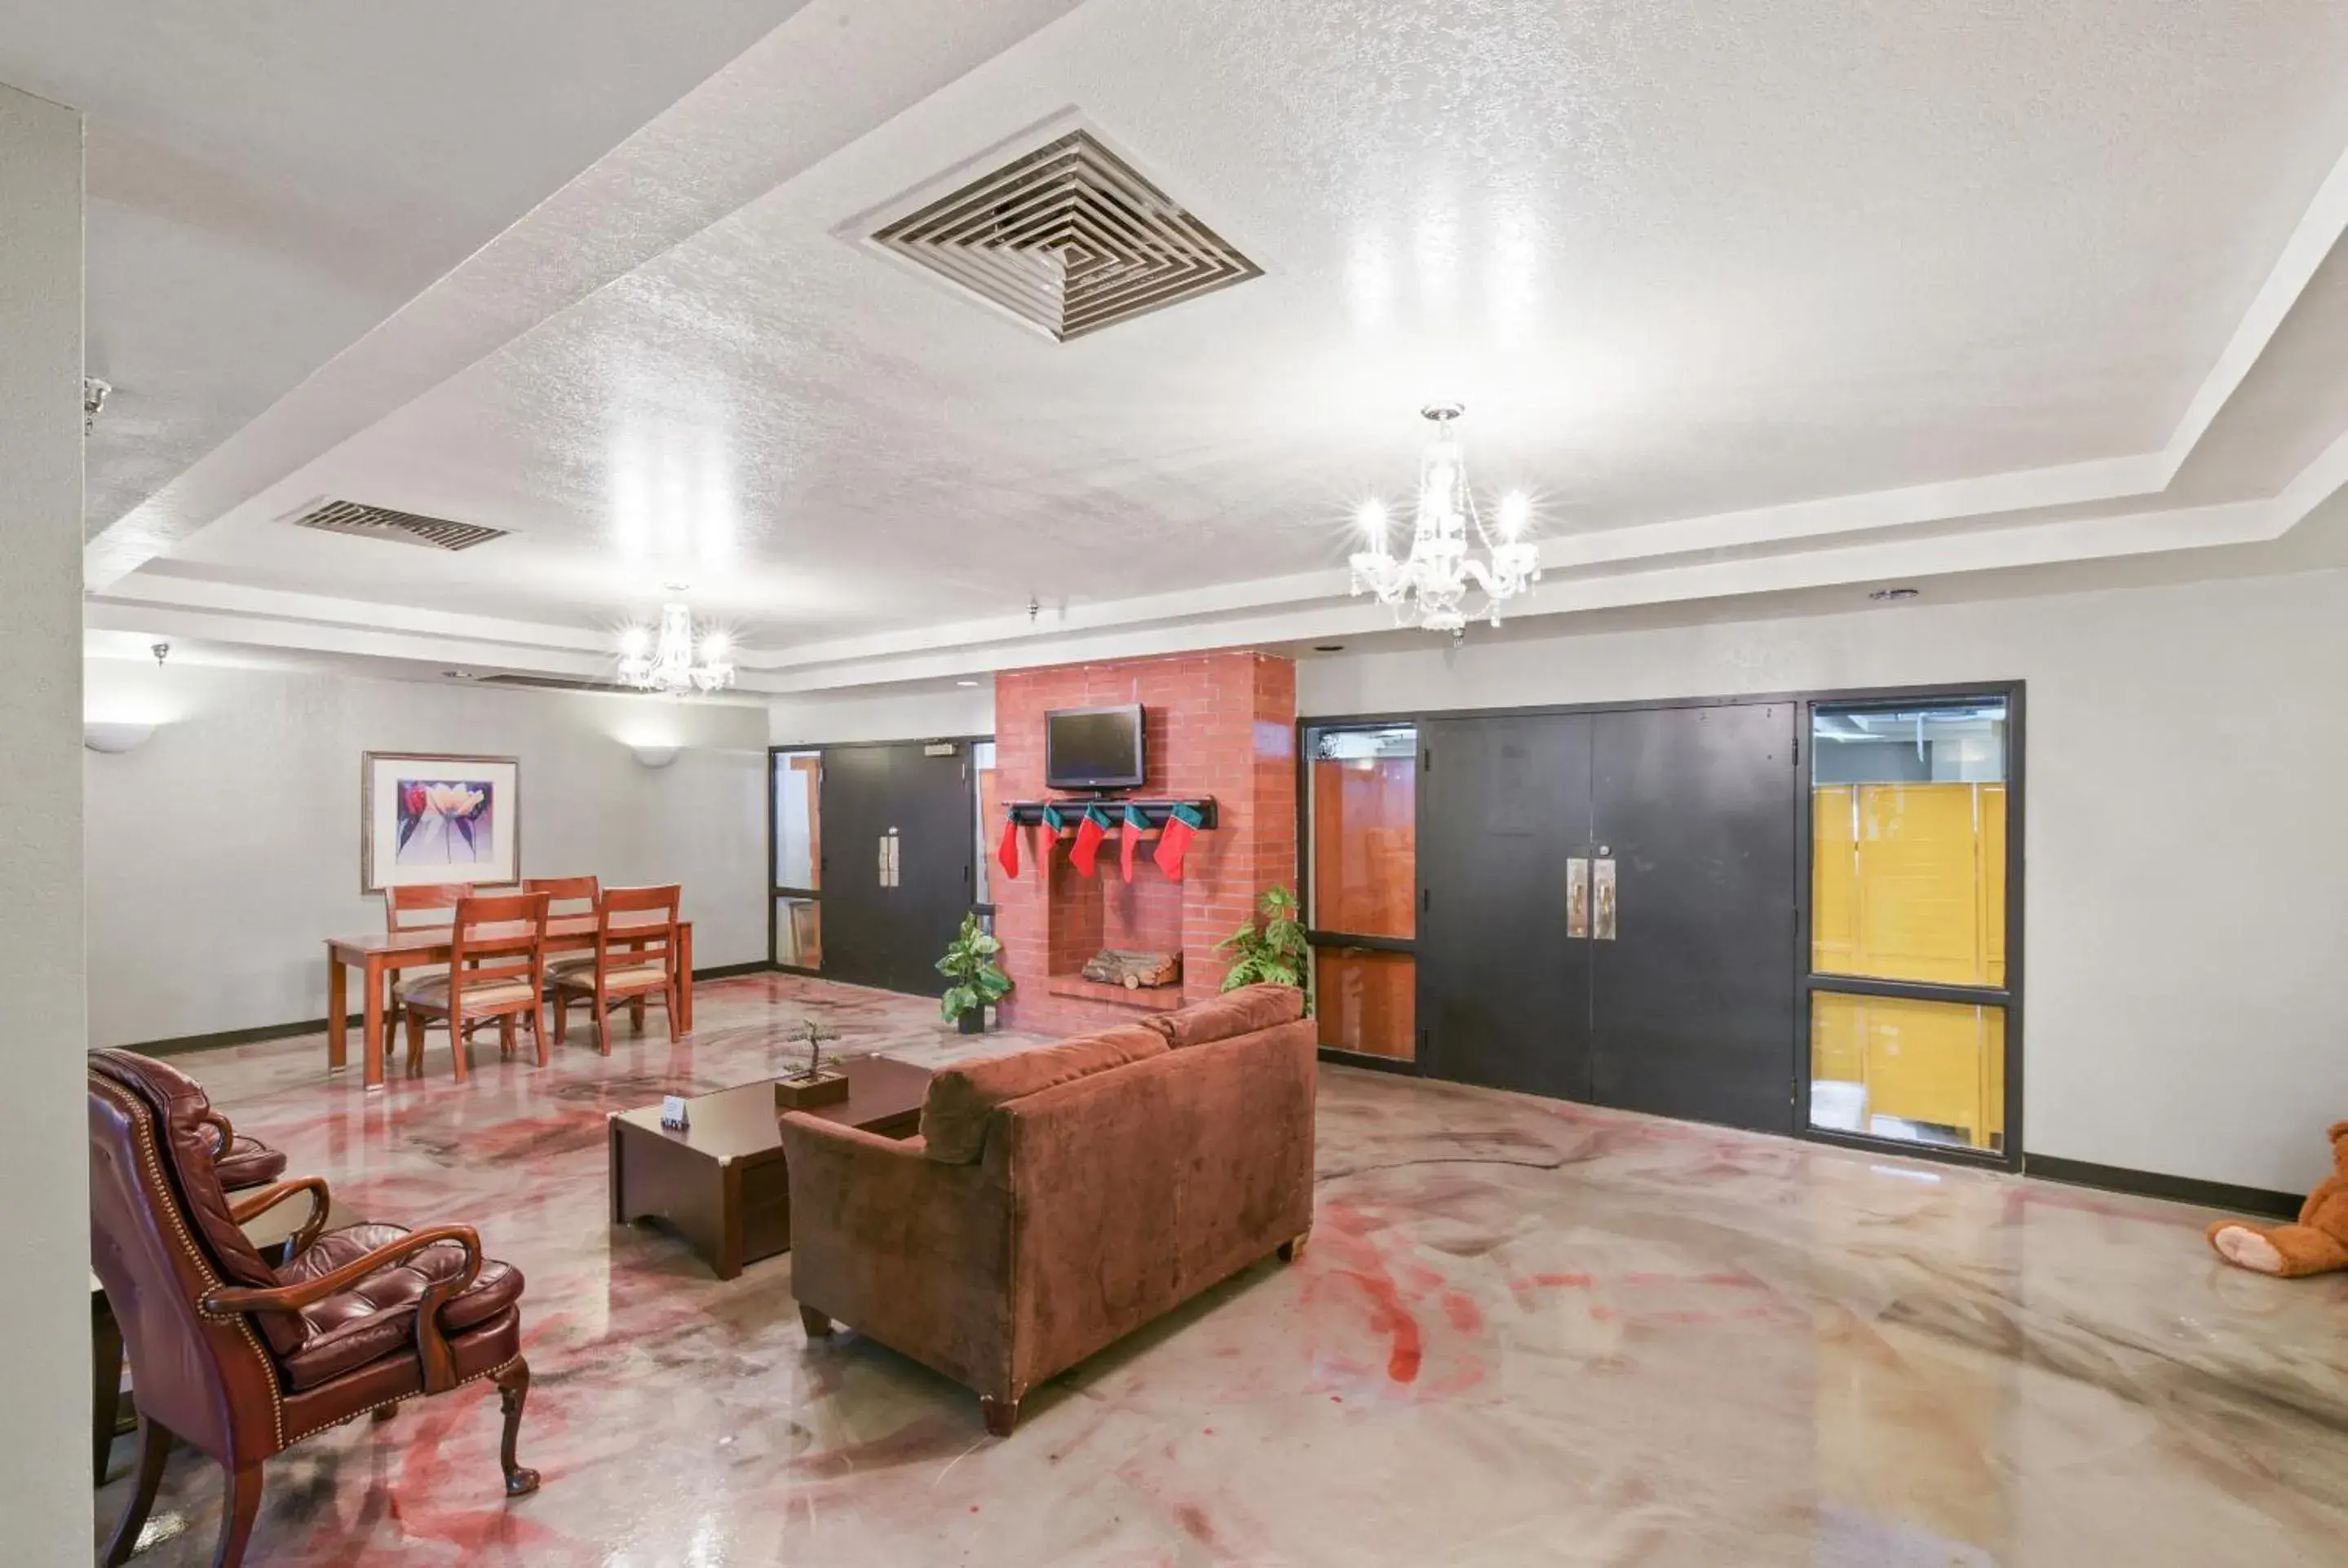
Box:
1142;984;1306;1050
920;1026;1167;1164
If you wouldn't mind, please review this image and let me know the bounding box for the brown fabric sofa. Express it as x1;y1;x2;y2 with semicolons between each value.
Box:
778;983;1315;1434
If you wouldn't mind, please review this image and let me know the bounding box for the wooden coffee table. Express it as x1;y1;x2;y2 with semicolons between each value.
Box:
608;1054;931;1280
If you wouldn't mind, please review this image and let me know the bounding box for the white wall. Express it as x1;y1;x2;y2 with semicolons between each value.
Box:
769;682;994;745
1301;568;2348;1196
0;80;87;1563
84;660;771;1046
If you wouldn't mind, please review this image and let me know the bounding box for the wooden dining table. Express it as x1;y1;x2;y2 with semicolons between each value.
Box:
325;913;694;1089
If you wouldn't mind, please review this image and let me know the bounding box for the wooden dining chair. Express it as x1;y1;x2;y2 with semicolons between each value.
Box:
550;885;682;1054
397;891;551;1082
383;883;468;1032
522;876;599;920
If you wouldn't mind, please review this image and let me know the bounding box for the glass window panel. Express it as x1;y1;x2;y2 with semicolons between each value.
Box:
1314;947;1415;1061
776;897;822;970
774;750;820;890
1810;991;2004;1152
971;740;999;908
1307;726;1417;939
1811;700;2007;985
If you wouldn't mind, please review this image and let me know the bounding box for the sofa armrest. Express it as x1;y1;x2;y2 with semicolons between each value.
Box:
778;1112;1015;1396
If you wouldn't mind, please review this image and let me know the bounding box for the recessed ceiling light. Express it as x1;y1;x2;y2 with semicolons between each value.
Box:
1312;643;1346;652
1868;587;1921;602
956;678;980;687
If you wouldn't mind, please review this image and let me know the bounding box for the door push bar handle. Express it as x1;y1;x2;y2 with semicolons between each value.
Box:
1567;858;1590;939
1593;858;1617;941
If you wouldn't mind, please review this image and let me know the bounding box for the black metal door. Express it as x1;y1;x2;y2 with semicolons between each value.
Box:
818;744;975;996
1417;713;1594;1099
1589;704;1798;1133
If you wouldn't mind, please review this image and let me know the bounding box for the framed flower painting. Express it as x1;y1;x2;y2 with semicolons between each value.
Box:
361;752;521;893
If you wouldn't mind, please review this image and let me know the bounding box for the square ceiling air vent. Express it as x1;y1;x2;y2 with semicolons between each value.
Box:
289;498;509;552
871;130;1260;342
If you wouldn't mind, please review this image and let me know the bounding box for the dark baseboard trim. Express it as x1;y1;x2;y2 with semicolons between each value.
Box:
110;962;780;1059
121;1016;357;1059
1317;1047;1422;1078
2023;1152;2300;1220
692;961;774;983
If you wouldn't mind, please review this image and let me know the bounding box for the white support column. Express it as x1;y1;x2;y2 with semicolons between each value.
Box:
0;80;88;1560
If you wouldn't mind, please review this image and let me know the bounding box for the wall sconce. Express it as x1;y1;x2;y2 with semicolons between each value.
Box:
84;721;157;754
630;743;681;769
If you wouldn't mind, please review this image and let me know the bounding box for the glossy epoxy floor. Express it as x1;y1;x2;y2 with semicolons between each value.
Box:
99;976;2348;1566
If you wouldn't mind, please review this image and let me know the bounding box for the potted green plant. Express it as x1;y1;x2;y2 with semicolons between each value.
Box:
1215;886;1311;1004
937;912;1014;1033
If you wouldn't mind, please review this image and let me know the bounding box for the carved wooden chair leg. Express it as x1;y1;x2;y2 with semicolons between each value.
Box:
551;993;568;1046
629;996;648;1033
102;1416;175;1567
371;1404;399;1423
593;1002;611;1057
498;1016;517;1058
92;1292;124;1485
798;1305;833;1338
493;1358;540;1496
404;1011;426;1078
664;983;679;1043
215;1461;264;1568
532;1006;551;1068
1278;1230;1311;1263
979;1395;1020;1438
449;1011;471;1083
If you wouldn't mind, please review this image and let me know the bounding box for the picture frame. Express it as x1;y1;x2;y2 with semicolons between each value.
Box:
361;751;521;894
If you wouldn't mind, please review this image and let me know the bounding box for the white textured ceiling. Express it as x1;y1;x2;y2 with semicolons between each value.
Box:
55;0;2348;693
0;0;814;533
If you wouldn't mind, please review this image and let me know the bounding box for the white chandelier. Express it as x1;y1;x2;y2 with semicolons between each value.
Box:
1349;402;1541;635
618;599;734;695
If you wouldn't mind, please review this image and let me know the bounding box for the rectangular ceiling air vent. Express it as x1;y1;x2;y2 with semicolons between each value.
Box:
871;130;1260;342
290;498;510;552
470;674;633;694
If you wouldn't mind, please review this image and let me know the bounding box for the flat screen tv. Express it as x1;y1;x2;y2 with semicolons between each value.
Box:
1045;704;1146;792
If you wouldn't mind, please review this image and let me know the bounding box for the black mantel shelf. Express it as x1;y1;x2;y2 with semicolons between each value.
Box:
1006;797;1218;831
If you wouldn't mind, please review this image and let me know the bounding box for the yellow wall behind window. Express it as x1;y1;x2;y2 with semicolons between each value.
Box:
1811;992;2005;1150
1812;783;2005;986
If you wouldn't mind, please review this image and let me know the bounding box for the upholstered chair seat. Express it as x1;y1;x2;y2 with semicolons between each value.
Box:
274;1225;526;1389
394;973;538;1010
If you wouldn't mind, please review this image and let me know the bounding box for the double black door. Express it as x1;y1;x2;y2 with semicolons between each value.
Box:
819;743;975;996
1418;703;1798;1133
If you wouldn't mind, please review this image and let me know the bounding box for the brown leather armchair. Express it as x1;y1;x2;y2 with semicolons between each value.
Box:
88;1051;538;1568
90;1053;290;1486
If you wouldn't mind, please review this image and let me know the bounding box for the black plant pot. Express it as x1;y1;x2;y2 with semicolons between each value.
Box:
957;1008;986;1036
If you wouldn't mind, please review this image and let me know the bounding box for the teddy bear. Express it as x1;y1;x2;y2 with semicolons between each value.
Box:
2207;1120;2348;1276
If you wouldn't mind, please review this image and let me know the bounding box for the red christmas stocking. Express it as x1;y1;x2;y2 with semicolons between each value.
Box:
1070;805;1112;877
1036;803;1065;866
995;808;1020;882
1153;803;1204;881
1121;803;1148;880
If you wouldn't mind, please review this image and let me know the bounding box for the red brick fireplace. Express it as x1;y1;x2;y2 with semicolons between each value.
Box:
993;650;1296;1035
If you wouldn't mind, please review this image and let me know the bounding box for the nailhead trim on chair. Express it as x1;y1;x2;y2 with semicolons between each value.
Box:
283;1354;523;1446
98;1080;290;1452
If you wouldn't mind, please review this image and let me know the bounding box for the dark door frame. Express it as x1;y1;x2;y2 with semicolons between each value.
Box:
766;735;994;982
1297;718;1427;1078
1296;679;2026;1174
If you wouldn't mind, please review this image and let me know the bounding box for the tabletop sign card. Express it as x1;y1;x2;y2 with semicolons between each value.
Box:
659;1095;692;1131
